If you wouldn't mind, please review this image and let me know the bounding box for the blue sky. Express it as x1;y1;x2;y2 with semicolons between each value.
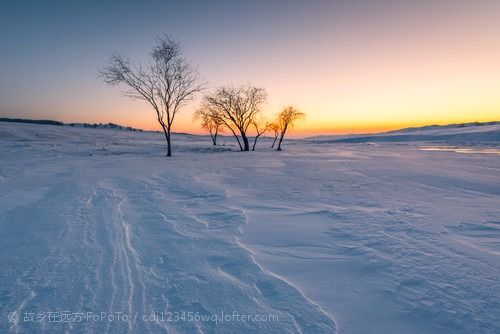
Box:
1;0;499;134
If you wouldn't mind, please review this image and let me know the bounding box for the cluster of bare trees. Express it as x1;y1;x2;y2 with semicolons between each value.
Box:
194;86;267;151
101;36;304;157
195;88;304;151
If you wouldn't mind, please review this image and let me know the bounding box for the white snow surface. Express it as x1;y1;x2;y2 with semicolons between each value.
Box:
1;122;500;333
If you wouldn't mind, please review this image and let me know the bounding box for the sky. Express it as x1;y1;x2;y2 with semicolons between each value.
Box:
1;0;499;135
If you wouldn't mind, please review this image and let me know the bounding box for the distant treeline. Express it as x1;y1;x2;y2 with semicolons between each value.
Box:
68;122;143;132
0;118;143;132
0;117;64;126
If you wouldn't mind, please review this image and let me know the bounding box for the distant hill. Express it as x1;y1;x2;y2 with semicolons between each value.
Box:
307;121;500;144
0;118;143;132
386;121;500;134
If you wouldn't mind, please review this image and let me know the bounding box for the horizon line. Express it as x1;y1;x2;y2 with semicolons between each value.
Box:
1;117;499;139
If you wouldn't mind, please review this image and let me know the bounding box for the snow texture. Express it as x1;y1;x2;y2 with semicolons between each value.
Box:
1;122;500;333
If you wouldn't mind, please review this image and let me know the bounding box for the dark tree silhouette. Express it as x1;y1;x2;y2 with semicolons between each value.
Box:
276;106;305;151
251;117;268;151
200;86;267;151
193;107;224;145
100;36;204;157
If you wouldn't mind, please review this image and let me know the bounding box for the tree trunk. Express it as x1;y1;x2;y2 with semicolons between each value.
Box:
241;132;250;151
213;128;218;146
276;126;288;151
210;129;216;145
276;134;284;151
166;134;172;156
252;136;258;151
228;127;243;151
252;133;263;151
271;135;278;148
165;127;172;157
160;124;172;157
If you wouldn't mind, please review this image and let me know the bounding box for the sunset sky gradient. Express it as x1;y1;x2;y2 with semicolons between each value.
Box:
1;0;499;135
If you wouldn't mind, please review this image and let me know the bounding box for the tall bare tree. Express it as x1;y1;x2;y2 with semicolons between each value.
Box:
200;86;267;151
194;107;223;145
100;36;204;157
276;106;305;151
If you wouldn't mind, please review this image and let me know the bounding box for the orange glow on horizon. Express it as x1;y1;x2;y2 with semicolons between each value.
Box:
110;107;499;138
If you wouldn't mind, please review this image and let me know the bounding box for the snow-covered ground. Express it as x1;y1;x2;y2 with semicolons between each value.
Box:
1;122;500;333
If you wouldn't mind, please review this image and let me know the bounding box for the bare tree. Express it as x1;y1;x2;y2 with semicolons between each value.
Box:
100;36;204;157
251;117;268;151
276;106;305;151
268;122;280;148
200;86;267;151
194;107;223;145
